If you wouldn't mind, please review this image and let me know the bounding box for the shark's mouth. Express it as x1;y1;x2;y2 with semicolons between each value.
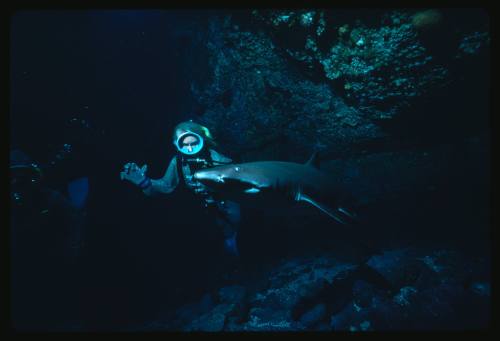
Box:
217;177;258;192
199;176;260;194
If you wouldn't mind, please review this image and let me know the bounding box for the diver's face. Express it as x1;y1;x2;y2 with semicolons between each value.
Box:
181;135;200;153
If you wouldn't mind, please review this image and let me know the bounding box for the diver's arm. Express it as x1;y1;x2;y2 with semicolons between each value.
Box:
120;157;179;196
142;157;179;196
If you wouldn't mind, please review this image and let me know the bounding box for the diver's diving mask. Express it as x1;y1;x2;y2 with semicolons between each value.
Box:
175;131;204;155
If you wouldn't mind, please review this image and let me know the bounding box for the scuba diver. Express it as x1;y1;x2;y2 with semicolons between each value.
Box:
10;116;103;330
10;148;86;330
120;120;241;258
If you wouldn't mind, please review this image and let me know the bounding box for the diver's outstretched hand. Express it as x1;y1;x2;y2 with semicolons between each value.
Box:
120;162;148;186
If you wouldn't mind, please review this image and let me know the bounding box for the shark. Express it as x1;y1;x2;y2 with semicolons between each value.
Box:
193;153;358;225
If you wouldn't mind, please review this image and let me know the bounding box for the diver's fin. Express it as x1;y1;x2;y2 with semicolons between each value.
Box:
304;151;320;169
296;192;348;225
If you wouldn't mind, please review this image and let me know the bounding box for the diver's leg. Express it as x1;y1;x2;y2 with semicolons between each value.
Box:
214;200;241;258
214;202;240;257
223;230;239;257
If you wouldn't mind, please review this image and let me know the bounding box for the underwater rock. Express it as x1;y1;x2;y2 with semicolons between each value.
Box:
234;256;357;330
330;301;374;331
249;257;356;311
148;246;489;331
190;14;386;159
298;303;327;328
456;31;490;58
247;307;291;324
251;10;452;119
174;302;205;326
393;286;418;306
330;281;470;330
183;303;237;332
366;248;426;289
319;14;449;118
184;10;488;162
352;280;377;308
388;281;486;330
418;250;490;286
242;318;305;331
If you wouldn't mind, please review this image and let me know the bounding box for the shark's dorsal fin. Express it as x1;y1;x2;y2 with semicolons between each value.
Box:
305;151;320;169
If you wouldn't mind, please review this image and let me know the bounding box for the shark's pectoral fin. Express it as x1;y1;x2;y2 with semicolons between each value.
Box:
296;192;349;225
337;206;357;220
244;187;260;194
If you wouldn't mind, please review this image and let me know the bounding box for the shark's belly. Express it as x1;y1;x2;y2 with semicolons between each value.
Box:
237;190;314;219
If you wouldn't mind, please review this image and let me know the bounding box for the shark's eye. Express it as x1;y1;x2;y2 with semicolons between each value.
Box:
234;167;240;172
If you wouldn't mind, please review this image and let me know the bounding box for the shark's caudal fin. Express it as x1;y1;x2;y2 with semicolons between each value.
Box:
296;192;357;225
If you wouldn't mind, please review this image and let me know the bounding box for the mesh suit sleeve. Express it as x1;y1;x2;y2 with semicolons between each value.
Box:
143;156;179;196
